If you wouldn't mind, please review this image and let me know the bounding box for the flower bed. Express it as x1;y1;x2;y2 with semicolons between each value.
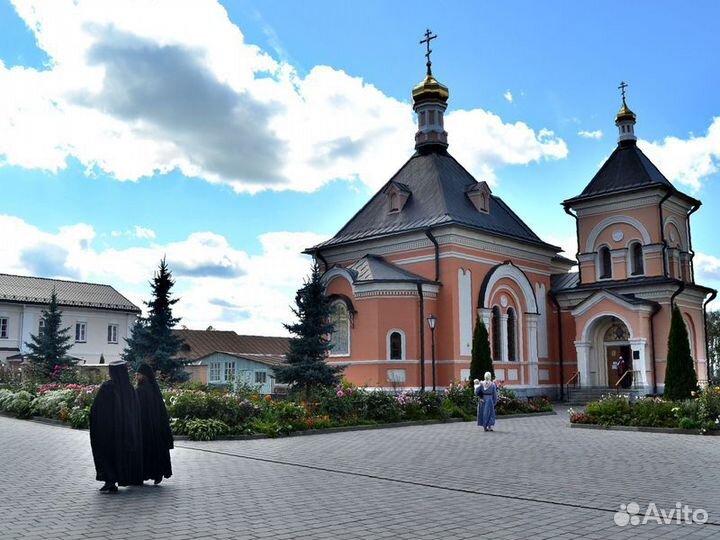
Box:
569;386;720;434
1;380;554;440
0;383;98;426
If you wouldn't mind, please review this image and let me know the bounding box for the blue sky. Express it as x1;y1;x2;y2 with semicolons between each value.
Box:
1;0;719;334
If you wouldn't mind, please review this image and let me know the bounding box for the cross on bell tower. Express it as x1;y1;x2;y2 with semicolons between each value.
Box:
615;80;637;145
420;29;437;76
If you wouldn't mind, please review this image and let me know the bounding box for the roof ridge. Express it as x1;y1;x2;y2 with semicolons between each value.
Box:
0;272;121;290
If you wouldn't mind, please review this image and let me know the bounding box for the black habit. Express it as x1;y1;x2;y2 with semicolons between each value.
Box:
90;362;143;486
136;363;173;482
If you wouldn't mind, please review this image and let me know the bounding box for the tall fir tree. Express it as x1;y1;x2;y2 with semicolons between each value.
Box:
25;290;74;377
470;316;494;382
707;310;719;384
273;263;344;398
664;305;698;400
122;258;187;382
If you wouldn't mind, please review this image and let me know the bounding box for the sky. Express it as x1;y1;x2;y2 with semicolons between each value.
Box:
1;0;719;336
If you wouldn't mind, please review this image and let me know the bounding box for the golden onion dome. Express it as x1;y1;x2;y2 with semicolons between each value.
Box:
412;74;449;103
615;100;636;123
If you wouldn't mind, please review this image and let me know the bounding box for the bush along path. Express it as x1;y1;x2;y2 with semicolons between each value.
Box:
0;380;553;441
569;386;720;434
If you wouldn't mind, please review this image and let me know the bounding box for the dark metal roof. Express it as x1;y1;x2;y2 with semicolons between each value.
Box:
0;273;140;313
349;254;434;283
564;141;699;206
174;329;289;362
311;150;560;251
551;273;716;297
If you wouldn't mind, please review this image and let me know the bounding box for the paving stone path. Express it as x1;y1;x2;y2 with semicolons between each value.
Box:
1;408;718;539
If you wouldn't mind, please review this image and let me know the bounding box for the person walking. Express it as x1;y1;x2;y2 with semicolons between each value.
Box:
475;371;498;431
90;360;143;492
135;363;174;484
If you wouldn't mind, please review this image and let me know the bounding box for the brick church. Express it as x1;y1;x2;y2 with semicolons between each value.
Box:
305;46;715;397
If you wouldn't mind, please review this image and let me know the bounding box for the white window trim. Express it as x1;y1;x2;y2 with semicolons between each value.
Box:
107;323;119;344
255;370;267;385
328;300;351;357
596;245;613;281
209;362;222;383
75;321;87;343
386;329;406;361
626;240;645;277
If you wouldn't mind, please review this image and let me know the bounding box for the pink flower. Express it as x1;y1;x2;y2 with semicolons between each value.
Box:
337;390;344;397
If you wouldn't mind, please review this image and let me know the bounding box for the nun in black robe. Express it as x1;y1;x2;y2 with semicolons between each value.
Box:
90;360;143;492
135;363;173;484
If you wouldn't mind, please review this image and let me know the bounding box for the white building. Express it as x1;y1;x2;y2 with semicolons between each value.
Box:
0;274;140;365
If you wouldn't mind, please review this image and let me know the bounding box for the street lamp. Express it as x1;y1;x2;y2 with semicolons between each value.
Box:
427;314;438;392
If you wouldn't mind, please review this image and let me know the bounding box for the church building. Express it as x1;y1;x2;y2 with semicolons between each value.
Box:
305;41;715;397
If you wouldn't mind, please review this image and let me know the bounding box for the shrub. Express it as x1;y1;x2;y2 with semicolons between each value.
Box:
585;396;633;425
69;406;90;429
31;389;78;419
362;391;401;423
3;391;34;419
184;418;230;441
166;390;259;427
249;418;293;438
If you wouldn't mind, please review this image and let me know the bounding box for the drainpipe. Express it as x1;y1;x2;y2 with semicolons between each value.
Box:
563;203;581;284
686;201;701;282
549;291;564;400
416;282;426;392
703;289;718;385
314;250;329;273
658;190;673;278
424;229;440;283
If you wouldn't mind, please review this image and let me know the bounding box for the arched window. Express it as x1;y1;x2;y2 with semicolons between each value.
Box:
630;242;644;276
599;246;612;279
389;331;403;360
328;301;350;356
507;307;517;361
491;306;501;361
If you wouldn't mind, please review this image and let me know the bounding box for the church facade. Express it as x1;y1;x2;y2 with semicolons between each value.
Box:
306;61;715;397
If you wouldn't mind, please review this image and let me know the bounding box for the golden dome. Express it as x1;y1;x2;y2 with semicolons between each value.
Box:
412;74;449;103
615;100;636;123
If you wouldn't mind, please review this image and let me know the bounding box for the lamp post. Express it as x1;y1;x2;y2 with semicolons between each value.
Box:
427;314;438;392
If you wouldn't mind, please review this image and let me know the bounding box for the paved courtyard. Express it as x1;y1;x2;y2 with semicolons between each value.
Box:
1;409;719;540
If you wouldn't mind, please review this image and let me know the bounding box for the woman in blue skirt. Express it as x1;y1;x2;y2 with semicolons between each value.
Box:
475;372;497;431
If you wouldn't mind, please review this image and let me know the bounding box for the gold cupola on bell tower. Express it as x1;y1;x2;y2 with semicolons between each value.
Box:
413;29;449;151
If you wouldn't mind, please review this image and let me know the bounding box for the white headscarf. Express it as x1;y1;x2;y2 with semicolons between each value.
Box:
482;371;493;389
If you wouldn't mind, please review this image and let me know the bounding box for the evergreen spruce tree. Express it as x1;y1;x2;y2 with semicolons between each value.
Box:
25;290;74;377
99;353;105;364
664;305;698;400
470;316;494;383
122;258;187;382
273;263;344;398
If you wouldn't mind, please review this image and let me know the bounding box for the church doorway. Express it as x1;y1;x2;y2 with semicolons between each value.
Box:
599;319;632;388
605;344;632;388
583;316;633;387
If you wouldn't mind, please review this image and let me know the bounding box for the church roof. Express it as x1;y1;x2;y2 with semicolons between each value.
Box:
0;273;140;312
349;254;434;283
564;141;699;206
312;150;559;251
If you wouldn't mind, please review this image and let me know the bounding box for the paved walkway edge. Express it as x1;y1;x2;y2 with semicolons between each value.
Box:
569;422;720;436
2;410;557;440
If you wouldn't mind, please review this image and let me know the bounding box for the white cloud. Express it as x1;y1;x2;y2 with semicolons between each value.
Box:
639;117;720;192
578;130;603;140
0;214;326;335
110;226;156;239
446;110;568;184
695;252;720;310
0;0;567;193
503;90;513;103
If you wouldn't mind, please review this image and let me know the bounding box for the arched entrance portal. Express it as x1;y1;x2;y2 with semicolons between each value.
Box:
585;316;633;387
